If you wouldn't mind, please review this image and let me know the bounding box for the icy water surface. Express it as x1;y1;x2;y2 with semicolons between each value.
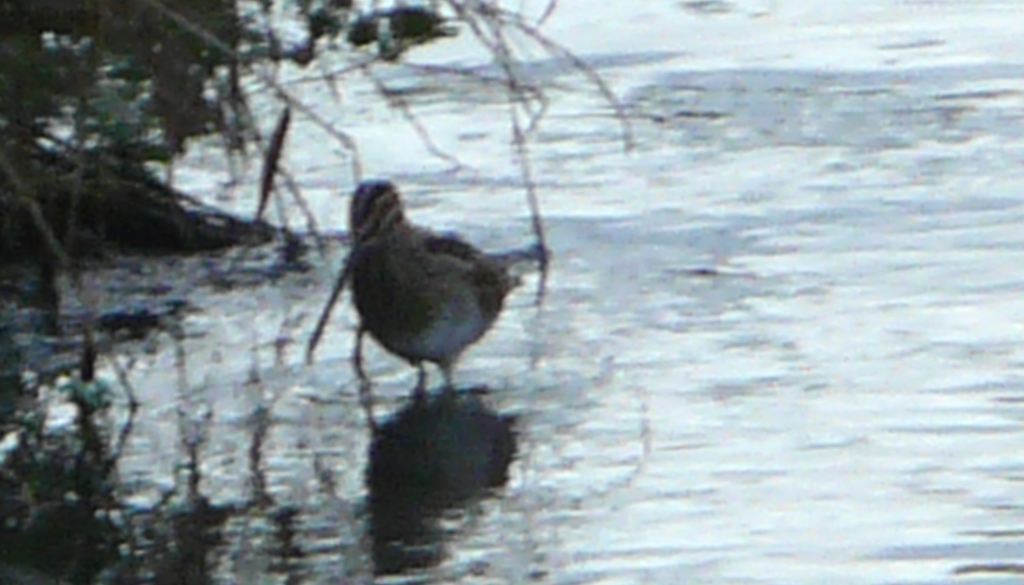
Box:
107;1;1024;583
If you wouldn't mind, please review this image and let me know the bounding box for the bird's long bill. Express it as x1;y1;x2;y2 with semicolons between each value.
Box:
306;248;358;365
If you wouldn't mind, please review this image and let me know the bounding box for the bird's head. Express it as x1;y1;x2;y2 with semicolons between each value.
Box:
349;179;406;243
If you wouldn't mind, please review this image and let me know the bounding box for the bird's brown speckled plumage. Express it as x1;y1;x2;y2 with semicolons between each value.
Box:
347;180;523;392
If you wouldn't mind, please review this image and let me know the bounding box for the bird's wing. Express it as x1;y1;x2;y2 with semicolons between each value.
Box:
422;232;487;264
417;233;516;312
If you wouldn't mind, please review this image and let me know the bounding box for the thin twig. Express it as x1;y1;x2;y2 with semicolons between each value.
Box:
506;12;634;151
135;0;363;180
457;5;550;304
257;106;291;221
537;0;559;26
265;83;364;182
107;354;140;464
278;165;328;258
359;64;463;171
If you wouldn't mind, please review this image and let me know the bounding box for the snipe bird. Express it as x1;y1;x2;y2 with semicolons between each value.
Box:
326;179;545;393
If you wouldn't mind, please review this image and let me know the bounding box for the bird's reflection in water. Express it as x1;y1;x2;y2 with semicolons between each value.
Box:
366;387;517;575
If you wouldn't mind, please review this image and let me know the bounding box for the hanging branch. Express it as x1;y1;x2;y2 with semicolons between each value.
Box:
256;106;291;221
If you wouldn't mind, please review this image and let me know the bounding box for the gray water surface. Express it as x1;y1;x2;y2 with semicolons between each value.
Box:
100;1;1024;583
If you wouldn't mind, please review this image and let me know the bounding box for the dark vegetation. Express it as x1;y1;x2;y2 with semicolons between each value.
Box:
2;0;263;260
0;0;464;262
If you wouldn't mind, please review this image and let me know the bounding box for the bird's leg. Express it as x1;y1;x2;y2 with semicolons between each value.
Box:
359;379;376;434
353;327;368;386
412;362;427;399
440;362;455;394
353;327;376;432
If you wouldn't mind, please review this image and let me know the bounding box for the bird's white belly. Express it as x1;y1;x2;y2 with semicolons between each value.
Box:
393;300;490;363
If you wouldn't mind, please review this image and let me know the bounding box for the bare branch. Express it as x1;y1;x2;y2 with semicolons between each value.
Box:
537;0;559;26
134;0;363;180
454;2;551;303
504;11;635;152
278;165;329;258
360;64;463;171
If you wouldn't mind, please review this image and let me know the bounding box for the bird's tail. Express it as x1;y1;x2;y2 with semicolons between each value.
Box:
487;242;550;280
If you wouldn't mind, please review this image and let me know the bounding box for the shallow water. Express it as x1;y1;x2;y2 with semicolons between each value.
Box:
100;1;1024;583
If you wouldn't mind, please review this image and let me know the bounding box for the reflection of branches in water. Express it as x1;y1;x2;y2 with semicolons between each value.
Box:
247;404;274;507
595;359;652;496
171;326;213;503
0;143;115;410
108;355;141;466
